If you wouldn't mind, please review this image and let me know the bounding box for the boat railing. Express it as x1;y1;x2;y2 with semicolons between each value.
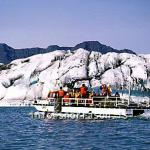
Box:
61;96;127;108
35;96;150;108
34;98;55;105
93;97;122;108
62;98;93;106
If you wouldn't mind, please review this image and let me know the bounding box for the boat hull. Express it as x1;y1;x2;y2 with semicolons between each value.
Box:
34;105;136;118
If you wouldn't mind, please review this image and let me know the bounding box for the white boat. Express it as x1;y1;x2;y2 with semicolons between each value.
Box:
32;96;150;119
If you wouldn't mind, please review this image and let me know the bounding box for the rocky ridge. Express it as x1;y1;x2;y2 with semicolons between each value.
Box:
0;41;136;64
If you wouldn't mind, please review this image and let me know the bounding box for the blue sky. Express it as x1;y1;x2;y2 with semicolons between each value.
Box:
0;0;150;53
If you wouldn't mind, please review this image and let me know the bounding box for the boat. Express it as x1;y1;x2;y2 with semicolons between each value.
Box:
32;68;150;120
32;94;150;120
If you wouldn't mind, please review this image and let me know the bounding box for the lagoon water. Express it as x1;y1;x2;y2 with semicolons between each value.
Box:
0;107;150;150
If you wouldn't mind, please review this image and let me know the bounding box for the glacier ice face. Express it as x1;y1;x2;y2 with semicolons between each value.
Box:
0;83;6;100
0;49;149;102
3;85;27;100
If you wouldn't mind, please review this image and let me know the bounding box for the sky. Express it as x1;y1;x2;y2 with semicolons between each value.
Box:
0;0;150;54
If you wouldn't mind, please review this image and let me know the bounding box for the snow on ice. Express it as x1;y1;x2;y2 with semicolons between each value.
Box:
0;49;150;103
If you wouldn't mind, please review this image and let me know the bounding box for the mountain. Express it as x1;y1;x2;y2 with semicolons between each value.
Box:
72;41;136;54
47;45;72;51
0;41;136;64
0;48;149;104
0;43;15;64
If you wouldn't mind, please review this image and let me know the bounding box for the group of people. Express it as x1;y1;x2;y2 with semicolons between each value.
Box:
45;82;122;110
47;84;89;99
100;84;112;96
47;83;119;101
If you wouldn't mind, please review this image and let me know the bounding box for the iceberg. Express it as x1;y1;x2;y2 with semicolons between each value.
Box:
0;48;149;105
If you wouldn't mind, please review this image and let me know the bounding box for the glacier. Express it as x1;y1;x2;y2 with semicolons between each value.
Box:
0;48;150;105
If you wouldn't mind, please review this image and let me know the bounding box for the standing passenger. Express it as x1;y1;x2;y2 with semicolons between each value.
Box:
55;87;65;113
63;93;70;105
107;84;112;96
80;84;88;98
101;84;107;96
58;87;65;98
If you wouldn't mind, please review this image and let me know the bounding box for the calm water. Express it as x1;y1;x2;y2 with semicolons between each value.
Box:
0;107;150;150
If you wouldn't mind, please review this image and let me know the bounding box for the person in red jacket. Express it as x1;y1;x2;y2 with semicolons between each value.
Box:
55;87;65;113
80;84;88;98
63;93;70;105
58;87;65;98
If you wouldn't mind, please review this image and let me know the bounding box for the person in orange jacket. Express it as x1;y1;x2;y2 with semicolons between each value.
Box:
58;87;65;98
80;84;88;98
63;93;70;105
55;87;65;113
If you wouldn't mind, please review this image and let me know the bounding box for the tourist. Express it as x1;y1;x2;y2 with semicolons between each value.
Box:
101;84;107;96
115;91;120;97
63;93;70;105
80;84;88;98
107;84;112;96
58;87;65;98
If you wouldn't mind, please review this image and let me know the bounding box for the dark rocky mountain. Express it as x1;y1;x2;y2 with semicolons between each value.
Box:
72;41;136;55
0;43;15;64
47;45;72;51
0;41;136;64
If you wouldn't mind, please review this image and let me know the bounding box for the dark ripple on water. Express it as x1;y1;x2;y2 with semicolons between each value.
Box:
0;107;150;150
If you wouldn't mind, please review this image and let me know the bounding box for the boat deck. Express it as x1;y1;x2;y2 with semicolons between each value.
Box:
34;96;150;109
